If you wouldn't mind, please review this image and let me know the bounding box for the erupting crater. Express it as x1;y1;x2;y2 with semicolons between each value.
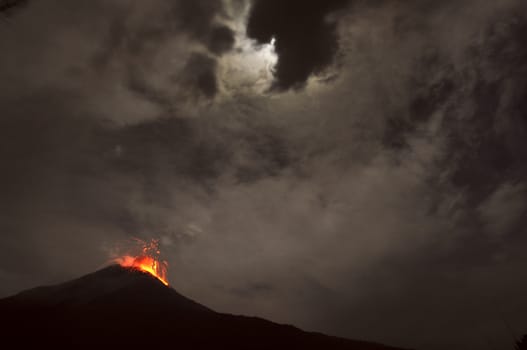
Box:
114;239;169;286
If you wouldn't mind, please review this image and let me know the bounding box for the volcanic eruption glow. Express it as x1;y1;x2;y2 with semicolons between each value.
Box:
114;239;169;286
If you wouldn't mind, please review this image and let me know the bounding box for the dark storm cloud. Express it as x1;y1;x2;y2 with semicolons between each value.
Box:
175;0;226;41
207;25;236;55
175;0;235;55
111;112;293;186
329;4;527;347
181;53;219;98
90;0;235;102
91;0;234;59
247;0;350;90
382;8;527;204
0;0;27;15
448;14;527;200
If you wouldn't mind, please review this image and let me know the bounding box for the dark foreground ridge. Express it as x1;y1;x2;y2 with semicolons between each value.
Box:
0;265;408;349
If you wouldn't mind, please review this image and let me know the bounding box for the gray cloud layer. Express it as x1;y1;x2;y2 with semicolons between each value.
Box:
1;1;527;349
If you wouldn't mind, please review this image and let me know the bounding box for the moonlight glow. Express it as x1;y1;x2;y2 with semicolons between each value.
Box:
218;4;277;94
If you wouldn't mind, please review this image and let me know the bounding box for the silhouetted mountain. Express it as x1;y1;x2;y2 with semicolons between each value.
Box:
517;335;527;350
0;265;408;349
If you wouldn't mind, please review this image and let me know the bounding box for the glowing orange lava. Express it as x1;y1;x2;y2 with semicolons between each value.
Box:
114;239;169;286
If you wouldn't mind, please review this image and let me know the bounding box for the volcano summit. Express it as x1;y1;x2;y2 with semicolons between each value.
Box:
0;265;407;349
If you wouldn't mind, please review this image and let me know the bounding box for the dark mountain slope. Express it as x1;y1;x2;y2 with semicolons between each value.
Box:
0;265;408;349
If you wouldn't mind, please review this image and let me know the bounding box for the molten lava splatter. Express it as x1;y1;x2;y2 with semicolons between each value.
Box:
114;239;169;286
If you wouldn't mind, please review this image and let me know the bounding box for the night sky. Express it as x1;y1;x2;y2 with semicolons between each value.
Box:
1;1;527;349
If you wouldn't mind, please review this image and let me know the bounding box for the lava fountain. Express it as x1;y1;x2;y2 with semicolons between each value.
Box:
114;239;169;286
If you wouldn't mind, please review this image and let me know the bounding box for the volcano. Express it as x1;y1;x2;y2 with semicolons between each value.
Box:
0;265;407;349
